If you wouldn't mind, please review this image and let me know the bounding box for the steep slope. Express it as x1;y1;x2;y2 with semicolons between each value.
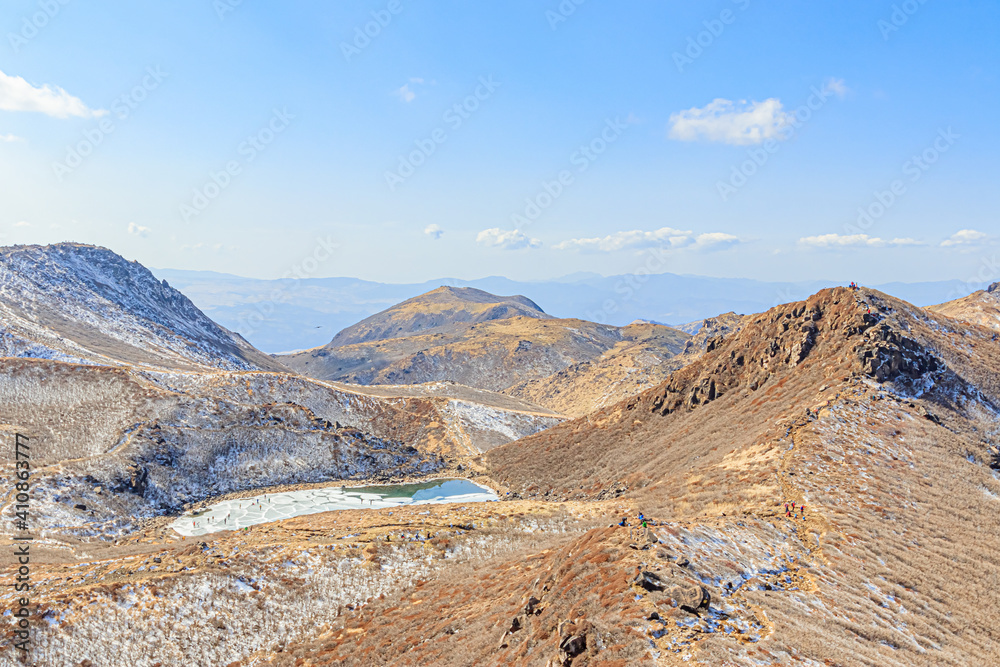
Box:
0;243;282;372
0;358;559;542
928;281;1000;331
472;286;1000;664
280;287;693;404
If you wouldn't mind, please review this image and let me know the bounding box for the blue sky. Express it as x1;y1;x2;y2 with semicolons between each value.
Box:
0;0;997;285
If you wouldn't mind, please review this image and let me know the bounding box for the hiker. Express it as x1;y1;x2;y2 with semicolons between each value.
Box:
618;517;628;527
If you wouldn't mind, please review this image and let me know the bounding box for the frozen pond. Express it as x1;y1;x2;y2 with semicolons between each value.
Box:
171;479;498;536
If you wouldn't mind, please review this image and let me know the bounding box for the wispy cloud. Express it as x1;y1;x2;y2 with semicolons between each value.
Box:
0;133;23;142
128;222;150;238
554;227;741;253
395;84;416;103
823;77;850;98
12;221;31;228
0;69;106;119
476;228;541;250
424;224;444;240
941;229;990;247
798;233;922;248
669;98;790;145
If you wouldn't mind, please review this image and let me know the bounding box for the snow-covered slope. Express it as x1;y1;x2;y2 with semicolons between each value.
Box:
0;243;282;371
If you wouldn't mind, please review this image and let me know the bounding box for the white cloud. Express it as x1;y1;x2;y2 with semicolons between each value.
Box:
554;227;741;253
395;84;416;103
668;79;847;146
12;221;31;228
476;228;541;250
693;232;741;250
0;69;106;119
669;98;791;145
424;224;444;240
128;222;150;238
798;234;921;248
823;77;849;99
0;133;23;142
941;229;989;247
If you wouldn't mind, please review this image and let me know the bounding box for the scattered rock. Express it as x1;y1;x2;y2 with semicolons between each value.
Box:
633;570;665;592
524;596;541;616
74;504;87;512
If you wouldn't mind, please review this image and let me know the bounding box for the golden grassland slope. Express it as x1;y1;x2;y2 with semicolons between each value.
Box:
505;322;692;417
927;281;1000;332
471;286;1000;665
324;286;553;347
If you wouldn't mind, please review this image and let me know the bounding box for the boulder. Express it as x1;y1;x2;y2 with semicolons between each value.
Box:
668;584;711;614
558;634;587;662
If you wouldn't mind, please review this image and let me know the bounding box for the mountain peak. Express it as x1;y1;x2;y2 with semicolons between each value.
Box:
326;286;551;348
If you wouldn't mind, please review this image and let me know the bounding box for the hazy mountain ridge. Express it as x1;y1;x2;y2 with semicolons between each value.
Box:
154;267;978;354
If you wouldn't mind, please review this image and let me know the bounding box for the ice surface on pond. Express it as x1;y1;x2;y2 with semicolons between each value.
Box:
171;479;498;536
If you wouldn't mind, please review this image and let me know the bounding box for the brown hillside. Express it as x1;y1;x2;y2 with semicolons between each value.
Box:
927;282;1000;332
505;322;695;417
281;292;692;402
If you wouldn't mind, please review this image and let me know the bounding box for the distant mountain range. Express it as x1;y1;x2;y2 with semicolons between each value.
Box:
152;268;977;354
